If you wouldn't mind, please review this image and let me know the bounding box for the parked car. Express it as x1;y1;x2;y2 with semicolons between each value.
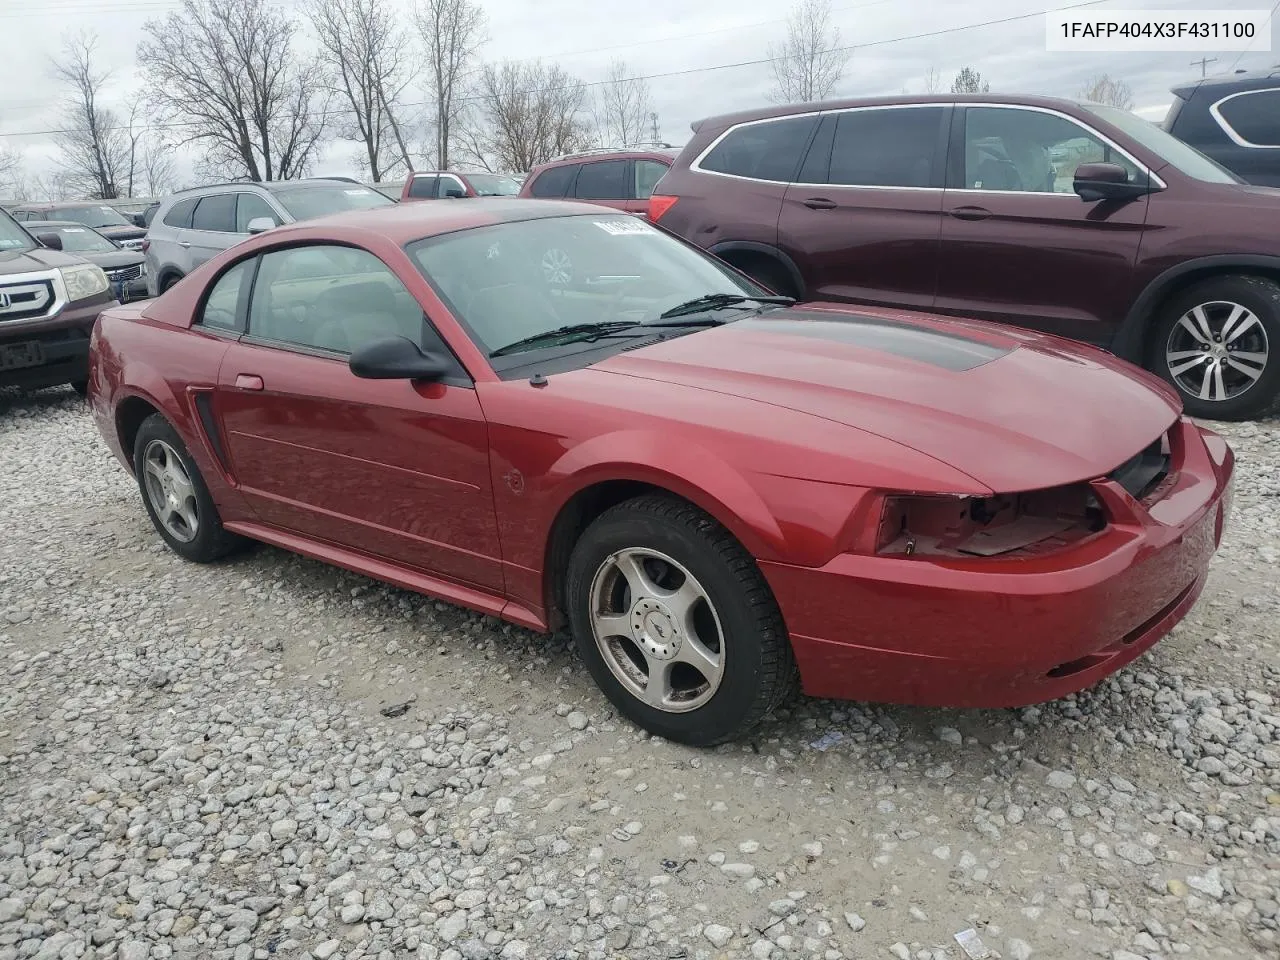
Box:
24;220;148;302
400;171;522;201
0;208;116;394
520;147;679;215
650;94;1280;420
144;179;394;296
87;199;1232;745
10;201;147;250
1164;67;1280;187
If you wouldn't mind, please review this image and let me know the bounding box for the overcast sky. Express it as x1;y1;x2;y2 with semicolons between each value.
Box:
0;0;1275;189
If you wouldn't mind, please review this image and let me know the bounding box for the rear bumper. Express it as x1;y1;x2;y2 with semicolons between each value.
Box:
0;296;115;389
762;418;1233;708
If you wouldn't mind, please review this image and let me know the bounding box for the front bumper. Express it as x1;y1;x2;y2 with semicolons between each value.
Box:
0;295;117;389
761;417;1234;708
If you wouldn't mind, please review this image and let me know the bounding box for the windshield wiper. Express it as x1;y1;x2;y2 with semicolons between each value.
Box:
656;292;795;321
489;321;642;357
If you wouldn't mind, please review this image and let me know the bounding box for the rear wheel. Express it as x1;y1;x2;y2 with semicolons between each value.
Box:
132;413;245;562
69;380;88;397
564;494;796;746
1149;276;1280;421
158;273;183;294
733;257;800;301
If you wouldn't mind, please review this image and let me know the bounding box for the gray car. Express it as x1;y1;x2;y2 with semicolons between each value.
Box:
143;180;395;295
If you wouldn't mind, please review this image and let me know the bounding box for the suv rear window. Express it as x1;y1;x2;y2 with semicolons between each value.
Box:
1216;89;1280;147
163;198;198;228
697;115;818;182
530;164;576;198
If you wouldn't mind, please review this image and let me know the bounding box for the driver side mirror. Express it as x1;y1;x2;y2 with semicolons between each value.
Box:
1073;162;1154;203
245;217;276;235
349;336;452;381
443;189;466;199
36;233;63;251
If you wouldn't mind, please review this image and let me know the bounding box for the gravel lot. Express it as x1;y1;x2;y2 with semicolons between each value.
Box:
1;387;1277;960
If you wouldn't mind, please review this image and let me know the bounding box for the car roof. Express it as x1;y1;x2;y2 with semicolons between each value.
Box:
254;198;629;243
690;93;1093;132
531;148;680;172
1171;66;1280;99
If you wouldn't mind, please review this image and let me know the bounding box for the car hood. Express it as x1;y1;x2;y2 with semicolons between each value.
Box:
82;249;145;270
590;305;1180;493
0;245;96;274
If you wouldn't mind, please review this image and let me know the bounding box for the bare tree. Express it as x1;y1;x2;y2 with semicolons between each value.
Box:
1078;73;1134;110
593;59;653;148
415;0;486;170
464;60;594;173
768;0;847;104
0;147;26;200
51;31;128;199
309;0;416;180
140;139;177;196
923;66;942;94
951;67;990;94
138;0;329;182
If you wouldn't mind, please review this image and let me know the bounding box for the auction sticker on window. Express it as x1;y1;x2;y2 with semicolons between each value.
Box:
1046;8;1272;51
594;219;653;236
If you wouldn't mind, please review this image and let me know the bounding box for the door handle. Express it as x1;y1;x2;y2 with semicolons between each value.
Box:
948;205;992;221
234;374;264;391
802;197;837;210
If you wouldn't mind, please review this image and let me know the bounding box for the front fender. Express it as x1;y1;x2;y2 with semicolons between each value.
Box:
544;429;788;561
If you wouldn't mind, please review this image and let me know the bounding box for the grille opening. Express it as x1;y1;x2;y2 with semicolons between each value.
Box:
1109;433;1171;501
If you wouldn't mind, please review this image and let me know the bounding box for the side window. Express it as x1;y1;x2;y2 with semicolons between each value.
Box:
828;107;945;188
191;194;237;232
1216;89;1280;147
197;260;249;331
797;114;837;183
573;160;629;200
439;176;467;198
697;115;818;182
530;164;576;198
247;245;426;356
962;107;1140;194
634;160;669;199
408;175;439;199
163;198;197;228
236;193;280;232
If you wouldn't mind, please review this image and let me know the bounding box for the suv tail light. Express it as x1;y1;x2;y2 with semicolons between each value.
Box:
648;195;678;222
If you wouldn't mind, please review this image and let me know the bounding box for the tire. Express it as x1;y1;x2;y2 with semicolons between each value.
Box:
69;380;88;397
132;413;245;562
737;258;800;301
159;273;183;294
564;494;796;746
1148;275;1280;421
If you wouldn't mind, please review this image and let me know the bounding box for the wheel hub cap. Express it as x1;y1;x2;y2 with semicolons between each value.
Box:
631;599;681;661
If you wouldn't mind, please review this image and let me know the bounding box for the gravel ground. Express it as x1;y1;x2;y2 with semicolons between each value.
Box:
1;387;1277;960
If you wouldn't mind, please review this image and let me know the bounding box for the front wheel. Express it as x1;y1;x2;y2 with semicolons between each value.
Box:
564;494;796;746
1149;276;1280;421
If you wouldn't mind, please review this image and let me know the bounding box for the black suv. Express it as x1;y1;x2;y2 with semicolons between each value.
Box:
1165;67;1280;187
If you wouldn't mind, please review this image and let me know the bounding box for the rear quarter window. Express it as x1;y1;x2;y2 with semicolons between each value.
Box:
529;164;577;198
163;198;198;229
1215;89;1280;147
697;115;819;182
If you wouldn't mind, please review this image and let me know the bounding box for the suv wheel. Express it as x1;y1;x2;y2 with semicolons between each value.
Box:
1150;276;1280;421
159;273;184;294
735;258;799;300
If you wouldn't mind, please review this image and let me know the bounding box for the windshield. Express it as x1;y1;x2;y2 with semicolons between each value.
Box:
407;214;762;360
41;224;117;252
0;211;35;252
467;173;521;197
58;204;132;228
271;184;394;221
1083;104;1242;183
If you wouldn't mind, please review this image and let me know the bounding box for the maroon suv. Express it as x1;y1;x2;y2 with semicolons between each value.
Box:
520;147;679;216
652;94;1280;420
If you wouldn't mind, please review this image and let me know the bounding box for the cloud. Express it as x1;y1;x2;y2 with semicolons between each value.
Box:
0;0;1273;187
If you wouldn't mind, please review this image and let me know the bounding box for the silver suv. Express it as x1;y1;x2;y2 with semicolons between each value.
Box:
143;180;396;295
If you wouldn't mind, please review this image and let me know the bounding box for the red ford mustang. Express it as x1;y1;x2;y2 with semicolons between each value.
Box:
87;199;1234;745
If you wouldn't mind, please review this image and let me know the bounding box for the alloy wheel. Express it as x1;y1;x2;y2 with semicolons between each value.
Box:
588;547;724;713
1165;300;1269;404
141;439;200;543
